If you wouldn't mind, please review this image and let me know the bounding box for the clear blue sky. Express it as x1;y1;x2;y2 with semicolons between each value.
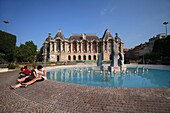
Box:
0;0;170;49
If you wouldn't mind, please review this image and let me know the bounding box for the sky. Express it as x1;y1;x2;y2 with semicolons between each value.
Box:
0;0;170;49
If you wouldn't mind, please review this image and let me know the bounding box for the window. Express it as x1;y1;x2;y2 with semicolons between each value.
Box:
83;55;86;60
88;55;91;60
78;55;81;60
68;55;71;60
73;55;76;60
93;55;96;60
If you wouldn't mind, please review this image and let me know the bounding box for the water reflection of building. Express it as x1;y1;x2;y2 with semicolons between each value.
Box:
42;29;124;62
48;68;96;82
47;68;170;88
47;68;124;87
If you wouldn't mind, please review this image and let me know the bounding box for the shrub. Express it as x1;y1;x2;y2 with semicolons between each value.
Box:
8;63;16;69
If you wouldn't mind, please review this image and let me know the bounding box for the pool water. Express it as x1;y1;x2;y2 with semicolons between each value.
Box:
46;67;170;88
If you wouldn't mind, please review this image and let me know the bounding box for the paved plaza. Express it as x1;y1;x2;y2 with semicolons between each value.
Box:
0;69;170;113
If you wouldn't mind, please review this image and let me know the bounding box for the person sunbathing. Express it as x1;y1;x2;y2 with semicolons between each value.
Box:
18;65;31;78
20;65;46;87
10;65;36;89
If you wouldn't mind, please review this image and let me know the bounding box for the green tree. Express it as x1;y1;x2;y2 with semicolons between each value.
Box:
144;52;161;64
15;41;37;62
153;36;170;58
147;35;170;65
36;46;43;62
0;52;5;63
0;30;16;63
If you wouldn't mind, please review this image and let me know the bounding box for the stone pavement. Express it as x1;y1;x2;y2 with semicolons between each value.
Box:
0;70;170;113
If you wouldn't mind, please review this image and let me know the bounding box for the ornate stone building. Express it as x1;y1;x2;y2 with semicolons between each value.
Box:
42;29;124;62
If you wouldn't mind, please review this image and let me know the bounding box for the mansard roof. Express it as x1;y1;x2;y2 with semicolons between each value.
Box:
44;29;123;43
102;29;114;40
69;34;99;41
54;29;65;40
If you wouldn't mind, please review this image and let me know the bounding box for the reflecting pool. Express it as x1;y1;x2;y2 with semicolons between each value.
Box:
46;67;170;88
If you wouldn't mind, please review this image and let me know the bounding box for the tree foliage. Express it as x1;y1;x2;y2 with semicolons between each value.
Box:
144;35;170;65
0;30;16;63
36;46;43;62
153;36;170;57
15;41;37;62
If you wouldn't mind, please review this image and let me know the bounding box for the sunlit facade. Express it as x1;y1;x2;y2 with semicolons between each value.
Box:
42;29;124;62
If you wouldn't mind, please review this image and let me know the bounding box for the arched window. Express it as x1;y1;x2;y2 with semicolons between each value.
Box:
68;55;71;60
93;55;96;60
73;55;76;60
83;55;86;60
56;42;61;51
78;55;81;60
88;55;91;60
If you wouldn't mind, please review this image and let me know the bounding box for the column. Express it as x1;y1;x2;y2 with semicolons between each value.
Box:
61;42;63;52
87;43;89;53
70;42;72;53
64;43;66;52
54;42;56;53
77;42;79;53
50;42;52;52
81;42;83;53
68;43;70;53
96;42;98;53
91;42;93;53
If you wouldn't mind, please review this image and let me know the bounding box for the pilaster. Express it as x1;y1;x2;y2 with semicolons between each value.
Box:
77;42;79;52
54;42;56;53
61;42;63;52
91;42;93;53
50;42;53;52
71;42;72;53
81;42;83;53
96;42;98;53
87;43;89;53
64;42;66;53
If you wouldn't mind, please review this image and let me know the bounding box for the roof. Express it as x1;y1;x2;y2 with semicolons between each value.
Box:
54;29;65;40
69;34;99;41
102;29;114;40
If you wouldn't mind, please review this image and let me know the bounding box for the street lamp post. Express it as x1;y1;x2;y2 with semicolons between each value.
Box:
163;21;168;37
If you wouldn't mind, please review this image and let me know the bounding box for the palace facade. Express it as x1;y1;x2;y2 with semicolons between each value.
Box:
42;29;124;62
